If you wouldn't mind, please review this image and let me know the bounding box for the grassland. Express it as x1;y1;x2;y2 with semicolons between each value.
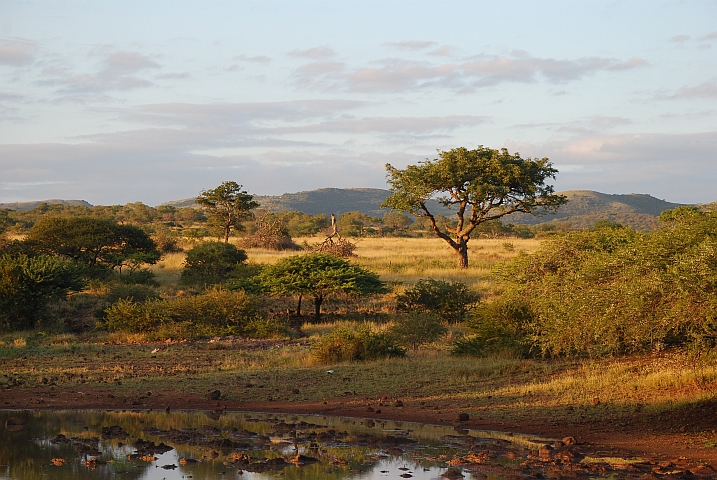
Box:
3;235;717;460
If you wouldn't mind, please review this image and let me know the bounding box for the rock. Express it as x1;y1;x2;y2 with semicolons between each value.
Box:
395;400;404;407
288;454;319;465
366;406;374;412
591;397;600;406
101;425;129;439
441;468;465;479
457;413;469;422
208;390;221;400
538;444;553;460
561;436;576;446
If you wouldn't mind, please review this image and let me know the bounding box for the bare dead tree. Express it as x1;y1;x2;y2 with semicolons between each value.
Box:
312;214;357;257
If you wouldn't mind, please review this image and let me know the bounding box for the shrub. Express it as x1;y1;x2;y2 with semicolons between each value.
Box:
452;298;531;358
0;254;84;332
312;325;405;363
102;287;276;340
180;241;248;285
396;278;479;323
104;284;160;305
118;269;158;286
390;312;447;350
496;207;717;356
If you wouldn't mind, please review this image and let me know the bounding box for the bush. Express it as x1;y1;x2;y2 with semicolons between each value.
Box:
102;287;277;340
312;325;405;363
396;278;479;323
452;299;531;358
496;208;717;356
181;241;248;285
390;312;447;350
104;284;160;305
0;254;84;332
118;269;158;286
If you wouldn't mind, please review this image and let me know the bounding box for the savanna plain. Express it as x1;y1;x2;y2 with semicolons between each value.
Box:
3;233;717;469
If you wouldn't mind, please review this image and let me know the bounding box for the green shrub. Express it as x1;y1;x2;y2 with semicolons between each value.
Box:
452;299;532;358
102;287;274;340
118;269;158;286
181;241;248;286
105;284;160;305
312;325;405;363
396;278;479;323
496;207;717;356
0;254;84;332
390;312;447;350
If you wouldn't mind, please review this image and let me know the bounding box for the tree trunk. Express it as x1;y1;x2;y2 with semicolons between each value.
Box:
224;226;230;243
314;295;323;322
456;237;469;269
296;294;302;316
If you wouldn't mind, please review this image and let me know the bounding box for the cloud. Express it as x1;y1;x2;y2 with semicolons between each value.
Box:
287;46;336;59
120;99;366;127
383;40;436;51
156;72;191;79
426;45;456;57
103;52;159;75
662;80;717;99
266;115;488;135
0;140;418;205
0;39;38;66
293;51;649;93
233;54;271;63
669;34;690;43
35;49;160;97
503;131;717;203
701;31;717;41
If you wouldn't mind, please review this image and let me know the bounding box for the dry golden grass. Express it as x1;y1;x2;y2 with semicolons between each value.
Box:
243;236;540;291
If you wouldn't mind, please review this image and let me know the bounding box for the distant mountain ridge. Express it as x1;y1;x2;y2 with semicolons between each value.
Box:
163;188;687;229
1;189;688;230
0;199;92;211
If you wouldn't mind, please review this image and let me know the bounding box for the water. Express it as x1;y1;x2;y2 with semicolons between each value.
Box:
0;410;628;479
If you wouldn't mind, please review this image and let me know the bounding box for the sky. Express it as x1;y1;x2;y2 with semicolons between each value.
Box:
1;0;716;206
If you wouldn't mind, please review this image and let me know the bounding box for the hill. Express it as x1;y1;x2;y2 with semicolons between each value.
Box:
0;199;93;211
507;190;686;229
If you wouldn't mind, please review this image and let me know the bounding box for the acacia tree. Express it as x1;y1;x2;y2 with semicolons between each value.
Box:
25;216;160;271
196;181;259;243
259;253;388;321
382;146;567;268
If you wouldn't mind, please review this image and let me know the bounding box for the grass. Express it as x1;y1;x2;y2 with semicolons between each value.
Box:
149;236;538;292
2;328;716;427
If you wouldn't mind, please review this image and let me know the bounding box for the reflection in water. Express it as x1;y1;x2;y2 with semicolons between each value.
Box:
0;409;631;479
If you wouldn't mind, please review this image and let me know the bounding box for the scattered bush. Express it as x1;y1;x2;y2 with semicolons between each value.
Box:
180;241;248;285
390;312;447;350
312;325;405;363
104;284;160;305
396;278;479;323
117;269;158;286
102;287;276;340
0;254;84;332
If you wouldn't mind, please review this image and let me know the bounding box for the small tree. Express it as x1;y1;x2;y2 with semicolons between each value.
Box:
259;253;388;321
396;278;479;323
196;181;259;243
0;254;84;332
383;146;567;268
181;241;248;285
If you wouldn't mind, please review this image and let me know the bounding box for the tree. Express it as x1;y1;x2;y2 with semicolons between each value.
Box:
0;254;83;332
259;253;388;321
25;216;160;271
396;278;479;323
196;181;259;242
382;146;567;267
181;241;248;285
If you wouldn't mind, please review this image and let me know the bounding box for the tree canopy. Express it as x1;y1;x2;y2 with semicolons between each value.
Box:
259;253;388;321
196;181;259;242
382;146;567;267
25;216;160;271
